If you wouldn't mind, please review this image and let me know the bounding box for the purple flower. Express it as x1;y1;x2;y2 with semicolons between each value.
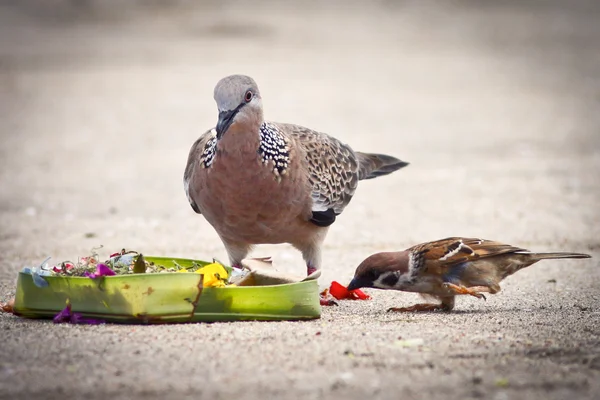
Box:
53;303;73;323
53;302;104;325
84;263;116;279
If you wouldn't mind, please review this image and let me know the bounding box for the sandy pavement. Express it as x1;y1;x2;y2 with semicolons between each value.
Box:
1;1;599;399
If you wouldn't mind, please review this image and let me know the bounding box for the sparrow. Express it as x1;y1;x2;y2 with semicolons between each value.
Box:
347;237;591;312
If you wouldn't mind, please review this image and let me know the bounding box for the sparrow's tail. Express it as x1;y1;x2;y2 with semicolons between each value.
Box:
527;252;591;260
356;152;409;181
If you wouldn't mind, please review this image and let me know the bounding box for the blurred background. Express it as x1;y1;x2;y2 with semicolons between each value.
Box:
1;0;599;284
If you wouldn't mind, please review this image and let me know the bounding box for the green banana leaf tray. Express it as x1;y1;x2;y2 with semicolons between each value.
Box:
12;256;321;323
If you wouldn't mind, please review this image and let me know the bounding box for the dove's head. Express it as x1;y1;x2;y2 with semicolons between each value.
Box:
213;75;263;139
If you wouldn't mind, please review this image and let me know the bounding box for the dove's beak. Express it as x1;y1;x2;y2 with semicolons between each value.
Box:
216;102;245;139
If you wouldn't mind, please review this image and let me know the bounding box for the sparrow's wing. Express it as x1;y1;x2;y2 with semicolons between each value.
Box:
409;237;526;267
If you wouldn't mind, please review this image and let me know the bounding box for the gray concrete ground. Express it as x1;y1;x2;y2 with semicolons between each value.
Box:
1;1;599;399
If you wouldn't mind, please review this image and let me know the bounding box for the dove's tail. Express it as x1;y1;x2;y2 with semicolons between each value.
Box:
356;152;409;181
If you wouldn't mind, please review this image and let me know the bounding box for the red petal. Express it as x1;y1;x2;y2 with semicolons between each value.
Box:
328;281;371;300
329;281;351;300
350;289;371;300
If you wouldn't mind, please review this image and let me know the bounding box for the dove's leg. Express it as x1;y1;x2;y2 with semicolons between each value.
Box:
304;248;321;276
388;296;455;312
295;228;328;277
222;240;251;270
303;247;337;306
295;229;335;306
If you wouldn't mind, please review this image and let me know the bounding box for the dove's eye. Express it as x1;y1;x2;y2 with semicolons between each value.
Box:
244;91;253;102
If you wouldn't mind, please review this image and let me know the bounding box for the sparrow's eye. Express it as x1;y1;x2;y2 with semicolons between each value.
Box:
244;91;253;103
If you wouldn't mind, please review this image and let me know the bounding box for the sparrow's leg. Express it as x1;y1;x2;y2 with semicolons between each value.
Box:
442;282;486;300
388;296;455;312
466;285;499;294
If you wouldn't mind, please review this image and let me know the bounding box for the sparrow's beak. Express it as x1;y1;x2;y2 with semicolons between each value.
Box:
347;277;368;291
215;102;245;139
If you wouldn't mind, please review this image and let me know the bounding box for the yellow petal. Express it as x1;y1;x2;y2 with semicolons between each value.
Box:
195;263;229;287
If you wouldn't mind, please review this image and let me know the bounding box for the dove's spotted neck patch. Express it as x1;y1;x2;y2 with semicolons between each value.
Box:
200;131;218;168
200;124;290;176
259;122;290;177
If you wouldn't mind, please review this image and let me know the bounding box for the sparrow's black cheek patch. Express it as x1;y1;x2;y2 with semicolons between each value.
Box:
381;273;399;287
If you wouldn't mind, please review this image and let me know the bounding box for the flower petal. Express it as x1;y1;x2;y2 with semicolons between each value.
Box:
328;281;370;300
53;301;104;324
328;281;350;300
195;263;229;287
53;303;72;323
32;272;49;288
96;263;116;276
0;298;15;314
85;263;116;279
350;288;371;300
70;313;105;325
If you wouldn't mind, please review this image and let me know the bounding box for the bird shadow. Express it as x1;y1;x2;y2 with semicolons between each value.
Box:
374;306;545;319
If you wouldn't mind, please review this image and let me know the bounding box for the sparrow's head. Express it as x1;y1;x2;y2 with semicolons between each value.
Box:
347;251;410;291
213;75;263;139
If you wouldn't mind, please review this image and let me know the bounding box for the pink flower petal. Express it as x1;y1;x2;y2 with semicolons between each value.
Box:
84;263;116;279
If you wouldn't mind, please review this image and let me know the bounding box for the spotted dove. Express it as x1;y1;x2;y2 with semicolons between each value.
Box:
184;75;408;278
